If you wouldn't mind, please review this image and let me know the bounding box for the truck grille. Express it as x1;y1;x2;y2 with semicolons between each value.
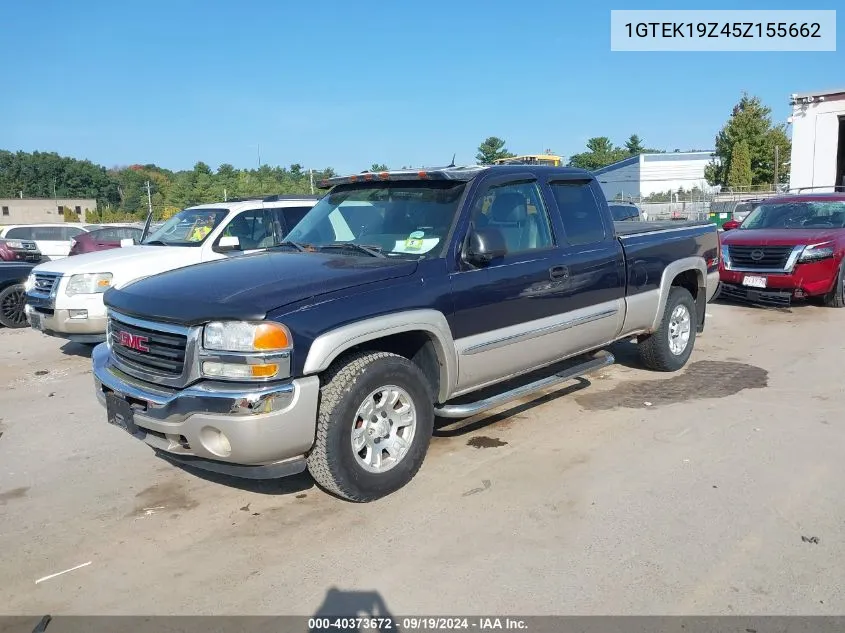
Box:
728;245;793;270
33;272;60;295
109;315;188;377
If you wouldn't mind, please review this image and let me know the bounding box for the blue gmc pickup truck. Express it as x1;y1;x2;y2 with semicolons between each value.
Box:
92;165;720;501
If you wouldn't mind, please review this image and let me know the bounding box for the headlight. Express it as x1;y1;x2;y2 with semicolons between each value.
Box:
720;245;732;269
5;240;24;249
24;274;36;292
203;321;291;353
798;243;834;263
66;272;113;296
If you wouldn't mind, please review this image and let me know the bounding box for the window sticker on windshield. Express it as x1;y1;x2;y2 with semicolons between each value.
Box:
404;231;426;250
394;237;440;254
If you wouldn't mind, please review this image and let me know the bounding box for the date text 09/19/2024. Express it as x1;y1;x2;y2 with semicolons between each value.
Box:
307;617;528;630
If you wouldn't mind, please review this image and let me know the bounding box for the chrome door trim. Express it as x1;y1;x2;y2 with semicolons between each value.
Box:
461;307;619;356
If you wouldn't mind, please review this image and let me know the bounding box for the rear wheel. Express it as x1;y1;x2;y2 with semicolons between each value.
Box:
638;287;697;372
0;284;28;328
823;259;845;308
307;350;434;502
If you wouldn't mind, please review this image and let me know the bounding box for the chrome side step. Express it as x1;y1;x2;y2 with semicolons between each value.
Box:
434;350;615;419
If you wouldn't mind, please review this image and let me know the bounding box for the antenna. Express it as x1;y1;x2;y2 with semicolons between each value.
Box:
448;153;456;167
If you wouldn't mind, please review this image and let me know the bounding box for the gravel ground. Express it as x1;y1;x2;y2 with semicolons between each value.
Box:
0;300;842;616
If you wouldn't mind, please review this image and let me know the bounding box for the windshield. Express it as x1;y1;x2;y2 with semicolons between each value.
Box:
285;181;467;258
740;201;845;230
143;208;228;246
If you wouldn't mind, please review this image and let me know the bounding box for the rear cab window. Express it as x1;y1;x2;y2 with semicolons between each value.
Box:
549;182;608;246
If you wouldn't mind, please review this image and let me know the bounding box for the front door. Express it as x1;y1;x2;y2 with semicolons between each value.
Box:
449;176;570;393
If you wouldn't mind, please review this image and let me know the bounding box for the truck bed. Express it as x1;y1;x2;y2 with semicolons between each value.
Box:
614;220;713;237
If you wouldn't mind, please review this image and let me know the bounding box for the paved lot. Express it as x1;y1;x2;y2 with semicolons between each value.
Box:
0;300;843;616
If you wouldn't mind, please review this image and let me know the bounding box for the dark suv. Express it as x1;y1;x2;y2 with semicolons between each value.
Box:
607;201;643;221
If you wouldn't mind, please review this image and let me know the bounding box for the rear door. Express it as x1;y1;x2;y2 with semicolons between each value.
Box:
542;177;626;352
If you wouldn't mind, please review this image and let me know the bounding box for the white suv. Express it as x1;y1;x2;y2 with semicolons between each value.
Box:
24;195;318;343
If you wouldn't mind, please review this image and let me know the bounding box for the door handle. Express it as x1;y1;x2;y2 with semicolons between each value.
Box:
549;265;569;281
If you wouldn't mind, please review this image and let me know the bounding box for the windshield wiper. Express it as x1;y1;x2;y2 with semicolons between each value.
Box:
317;243;386;258
143;240;167;246
276;240;312;252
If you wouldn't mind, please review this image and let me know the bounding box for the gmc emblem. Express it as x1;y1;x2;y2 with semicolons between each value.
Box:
117;331;150;352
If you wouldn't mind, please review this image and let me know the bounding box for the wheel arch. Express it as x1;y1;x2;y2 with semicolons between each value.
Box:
650;257;706;332
303;309;458;404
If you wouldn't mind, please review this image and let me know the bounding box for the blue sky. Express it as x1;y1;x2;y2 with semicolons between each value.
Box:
1;0;841;174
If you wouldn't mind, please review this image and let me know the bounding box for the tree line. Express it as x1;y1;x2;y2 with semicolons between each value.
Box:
0;151;338;222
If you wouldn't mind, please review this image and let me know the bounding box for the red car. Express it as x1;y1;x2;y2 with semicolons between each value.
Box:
68;226;143;256
719;193;845;307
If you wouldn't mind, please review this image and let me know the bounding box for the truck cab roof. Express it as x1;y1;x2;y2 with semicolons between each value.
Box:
320;164;593;188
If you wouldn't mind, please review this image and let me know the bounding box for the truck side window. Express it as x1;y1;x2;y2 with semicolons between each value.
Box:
550;182;606;246
472;181;554;254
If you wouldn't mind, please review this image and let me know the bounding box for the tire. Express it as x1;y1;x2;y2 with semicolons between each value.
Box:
306;350;435;502
0;284;28;329
638;287;697;372
822;259;845;308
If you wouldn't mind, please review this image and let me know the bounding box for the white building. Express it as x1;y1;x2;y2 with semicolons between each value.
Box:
788;87;845;193
593;151;718;200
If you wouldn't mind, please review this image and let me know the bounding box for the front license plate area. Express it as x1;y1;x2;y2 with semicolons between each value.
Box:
29;311;42;331
106;392;140;435
742;275;767;289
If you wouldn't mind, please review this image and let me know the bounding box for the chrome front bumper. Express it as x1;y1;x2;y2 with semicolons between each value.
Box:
92;343;320;478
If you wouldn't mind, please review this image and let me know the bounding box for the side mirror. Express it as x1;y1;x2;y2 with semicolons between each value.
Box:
217;235;241;252
120;239;134;248
465;227;507;266
722;220;740;231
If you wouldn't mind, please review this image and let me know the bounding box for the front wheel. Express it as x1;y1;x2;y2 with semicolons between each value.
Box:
307;350;434;502
0;284;28;328
637;287;697;372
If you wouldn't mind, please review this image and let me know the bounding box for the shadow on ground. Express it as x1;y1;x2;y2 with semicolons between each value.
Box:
60;341;96;358
311;587;396;624
160;456;315;496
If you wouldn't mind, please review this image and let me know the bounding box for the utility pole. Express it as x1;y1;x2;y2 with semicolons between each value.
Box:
145;180;153;217
224;188;228;202
257;144;261;168
773;145;779;189
309;169;314;195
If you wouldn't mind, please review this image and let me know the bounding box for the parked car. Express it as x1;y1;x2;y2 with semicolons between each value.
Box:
0;238;42;263
607;201;644;221
24;195;319;343
0;224;98;260
0;262;36;328
721;199;764;231
69;226;144;256
719;193;845;307
92;164;720;501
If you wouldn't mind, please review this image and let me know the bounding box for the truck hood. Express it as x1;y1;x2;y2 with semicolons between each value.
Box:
721;228;843;246
104;251;419;324
30;245;201;287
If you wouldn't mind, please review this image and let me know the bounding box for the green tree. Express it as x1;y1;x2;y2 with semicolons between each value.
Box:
370;163;389;172
624;134;644;154
726;140;752;189
568;137;629;170
705;93;791;187
476;137;515;164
